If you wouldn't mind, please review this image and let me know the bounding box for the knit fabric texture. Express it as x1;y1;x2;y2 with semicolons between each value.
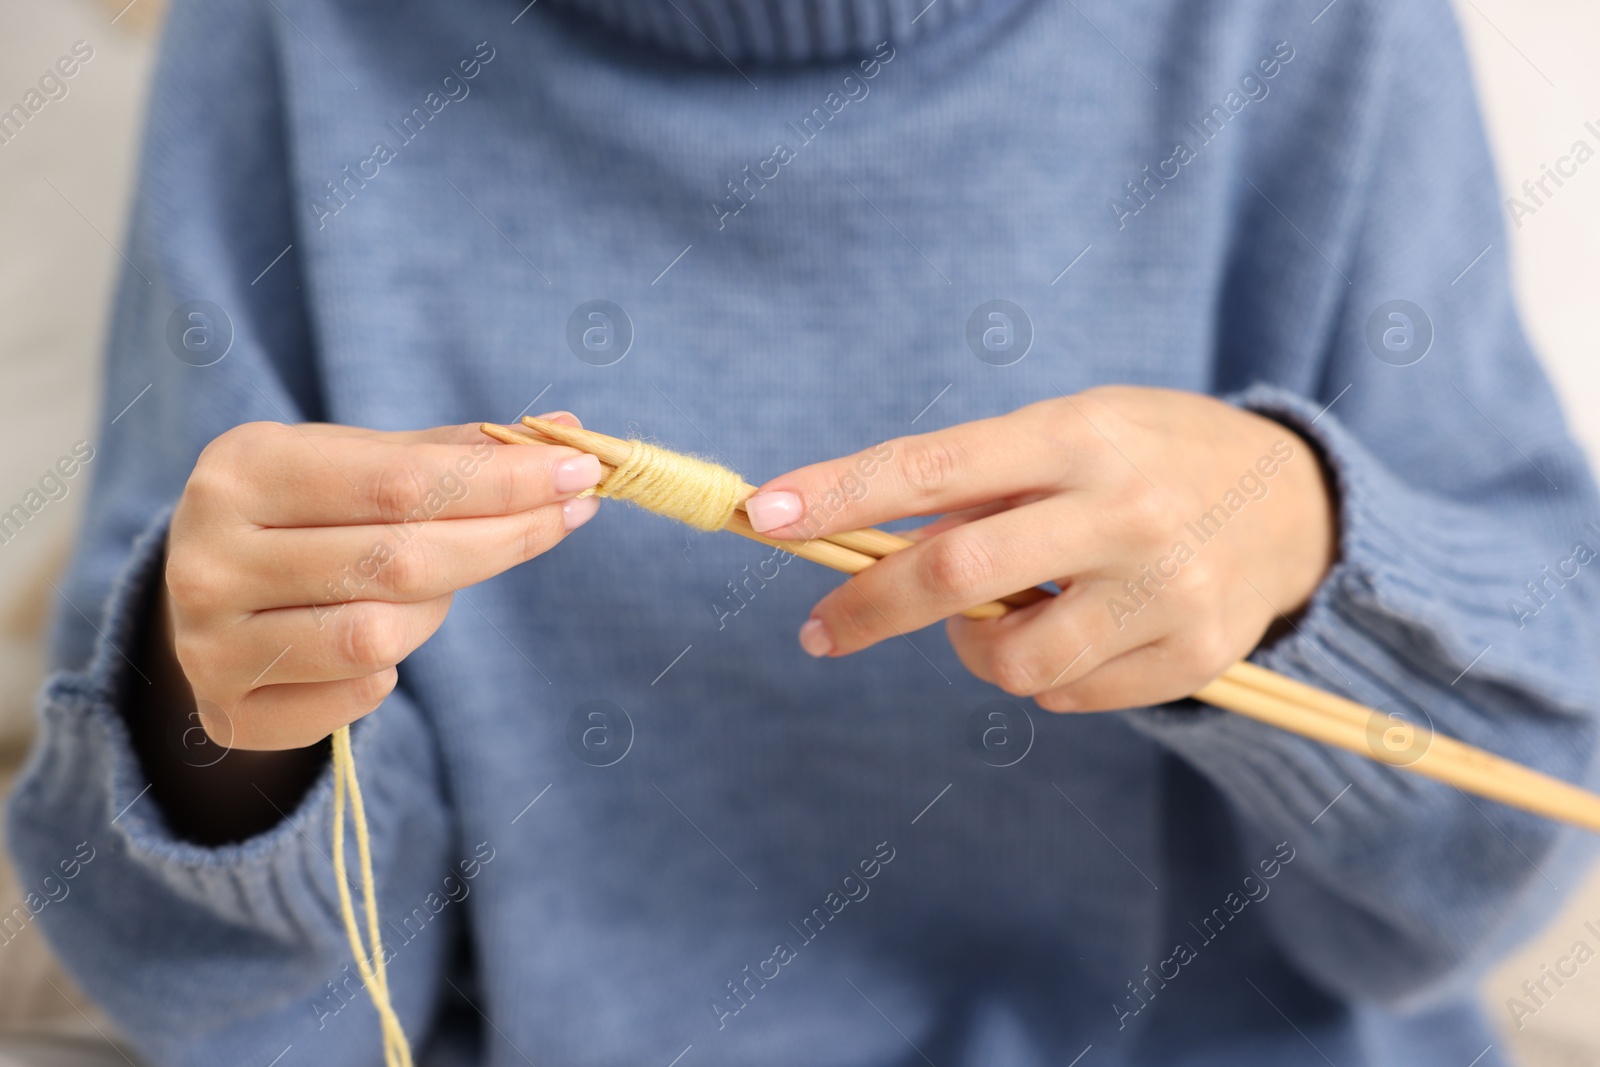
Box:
9;0;1600;1064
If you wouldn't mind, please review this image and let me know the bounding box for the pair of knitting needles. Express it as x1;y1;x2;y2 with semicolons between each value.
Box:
481;417;1600;834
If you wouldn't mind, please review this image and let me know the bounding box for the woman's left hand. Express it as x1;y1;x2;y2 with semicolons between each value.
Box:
743;386;1338;712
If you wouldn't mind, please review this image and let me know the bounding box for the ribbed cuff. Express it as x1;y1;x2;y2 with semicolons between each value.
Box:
1126;382;1592;826
1230;382;1531;654
7;506;455;1060
10;508;374;943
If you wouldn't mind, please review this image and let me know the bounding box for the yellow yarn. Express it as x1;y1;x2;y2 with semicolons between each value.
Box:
591;439;747;532
331;437;745;1062
332;726;413;1067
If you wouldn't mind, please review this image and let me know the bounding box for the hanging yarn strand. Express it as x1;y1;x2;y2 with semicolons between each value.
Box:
332;726;414;1067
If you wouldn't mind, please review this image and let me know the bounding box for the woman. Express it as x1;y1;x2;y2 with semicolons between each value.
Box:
11;0;1599;1063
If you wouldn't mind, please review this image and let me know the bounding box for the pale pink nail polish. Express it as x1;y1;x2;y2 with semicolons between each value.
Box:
745;490;802;533
554;454;602;495
799;618;834;658
562;495;600;531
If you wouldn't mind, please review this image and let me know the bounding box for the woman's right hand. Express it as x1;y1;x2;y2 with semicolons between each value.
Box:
161;414;601;751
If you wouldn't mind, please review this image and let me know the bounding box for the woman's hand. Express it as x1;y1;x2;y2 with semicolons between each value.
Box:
162;414;601;750
743;387;1337;712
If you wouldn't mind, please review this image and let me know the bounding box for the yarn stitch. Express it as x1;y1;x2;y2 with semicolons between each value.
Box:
590;438;747;531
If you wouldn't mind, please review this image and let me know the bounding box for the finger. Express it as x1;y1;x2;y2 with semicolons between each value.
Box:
901;499;1016;542
1030;641;1225;714
214;669;400;750
743;405;1075;538
225;503;581;609
943;579;1148;698
800;499;1106;657
184;597;453;694
194;422;602;527
295;422;494;445
298;411;581;443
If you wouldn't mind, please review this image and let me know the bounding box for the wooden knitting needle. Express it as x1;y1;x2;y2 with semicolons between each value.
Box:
480;422;893;575
794;489;1600;833
482;419;1600;833
1197;669;1600;832
505;417;1049;617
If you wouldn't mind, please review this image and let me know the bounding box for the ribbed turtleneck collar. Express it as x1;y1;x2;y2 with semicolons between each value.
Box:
547;0;989;65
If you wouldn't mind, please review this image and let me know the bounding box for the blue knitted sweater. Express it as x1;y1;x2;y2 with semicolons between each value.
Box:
11;0;1600;1064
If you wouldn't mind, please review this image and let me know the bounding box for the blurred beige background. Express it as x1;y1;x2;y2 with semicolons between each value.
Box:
0;0;1596;1064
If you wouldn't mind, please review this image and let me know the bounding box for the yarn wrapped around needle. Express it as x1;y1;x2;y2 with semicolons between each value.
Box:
574;435;750;532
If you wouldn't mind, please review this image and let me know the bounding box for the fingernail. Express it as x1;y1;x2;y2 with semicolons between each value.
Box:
562;495;600;531
799;617;833;658
554;454;602;495
535;410;580;426
745;491;802;533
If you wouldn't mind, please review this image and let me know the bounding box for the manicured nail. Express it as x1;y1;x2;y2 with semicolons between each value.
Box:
745;490;803;533
799;618;833;658
562;494;600;531
554;454;602;494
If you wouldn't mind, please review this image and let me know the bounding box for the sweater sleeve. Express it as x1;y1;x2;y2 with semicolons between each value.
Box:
4;1;455;1062
1127;0;1600;1008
